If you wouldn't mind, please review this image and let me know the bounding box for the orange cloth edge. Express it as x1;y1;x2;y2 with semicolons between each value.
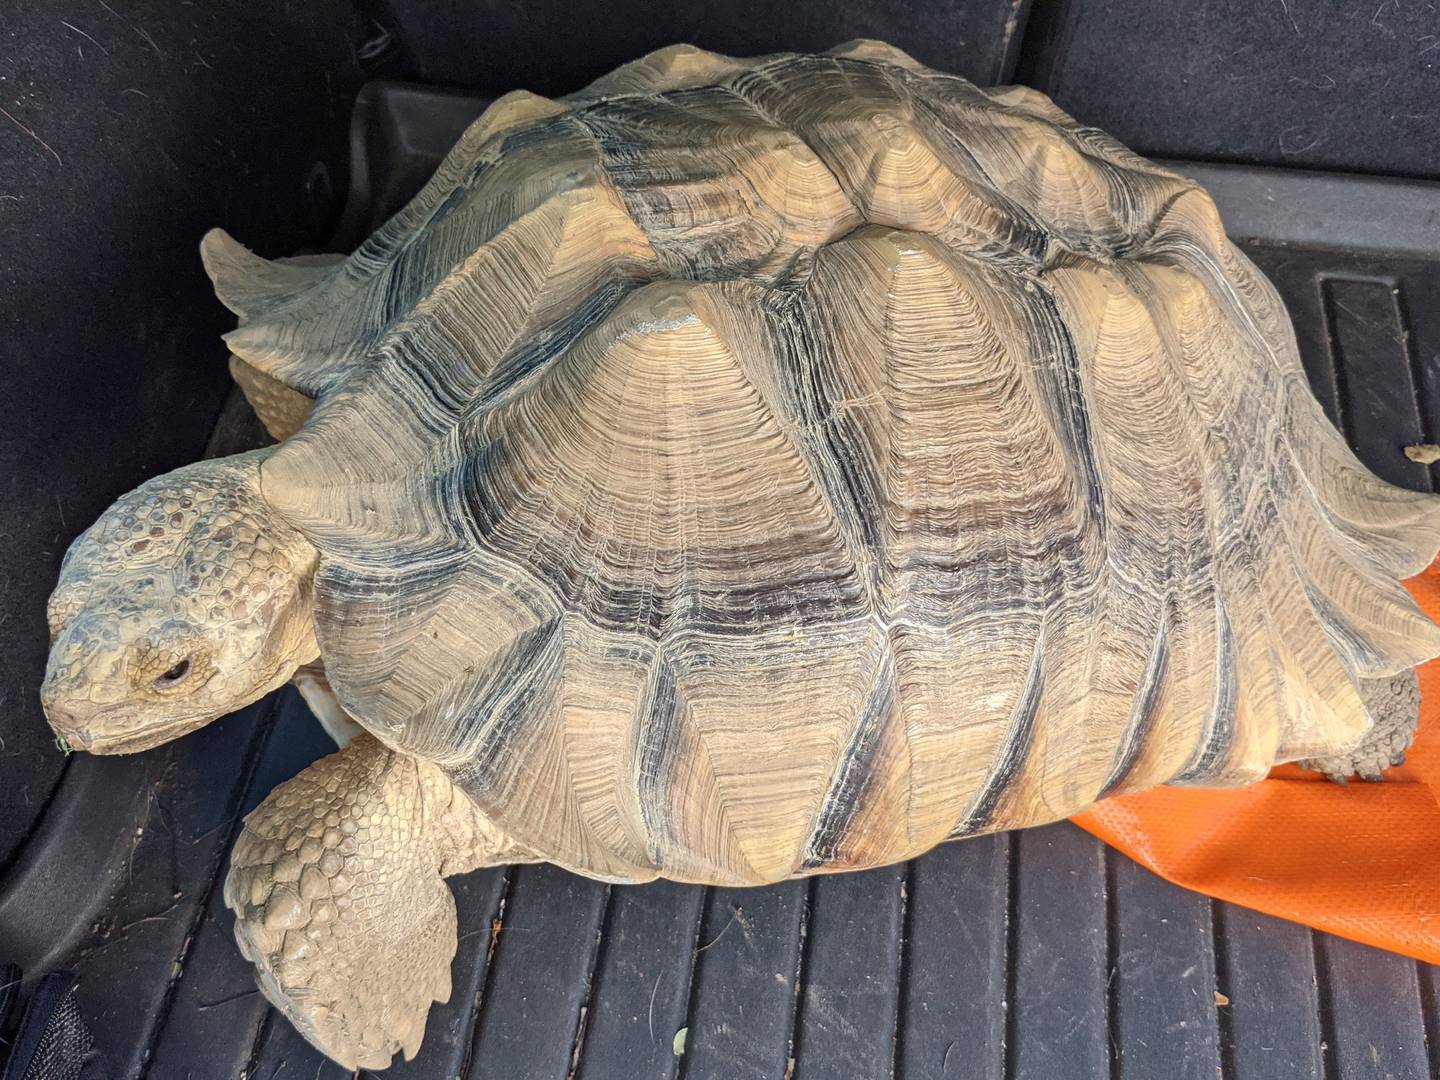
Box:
1071;564;1440;963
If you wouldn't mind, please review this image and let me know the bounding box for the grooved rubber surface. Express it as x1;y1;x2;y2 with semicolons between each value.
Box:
4;84;1440;1079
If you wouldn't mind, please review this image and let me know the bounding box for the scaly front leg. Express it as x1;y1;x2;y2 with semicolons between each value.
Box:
224;733;533;1069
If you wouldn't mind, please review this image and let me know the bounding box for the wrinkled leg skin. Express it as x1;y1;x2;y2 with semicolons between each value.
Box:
290;660;365;749
1301;669;1421;783
224;733;528;1070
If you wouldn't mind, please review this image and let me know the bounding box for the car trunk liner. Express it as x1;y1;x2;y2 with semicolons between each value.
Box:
3;83;1439;1080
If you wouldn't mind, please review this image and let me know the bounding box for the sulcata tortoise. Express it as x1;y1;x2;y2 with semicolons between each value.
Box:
39;40;1440;1070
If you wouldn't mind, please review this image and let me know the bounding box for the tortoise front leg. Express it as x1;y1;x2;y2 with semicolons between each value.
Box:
223;733;532;1070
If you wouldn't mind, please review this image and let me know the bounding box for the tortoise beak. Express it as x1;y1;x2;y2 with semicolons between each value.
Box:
38;686;95;752
39;688;210;755
39;659;195;755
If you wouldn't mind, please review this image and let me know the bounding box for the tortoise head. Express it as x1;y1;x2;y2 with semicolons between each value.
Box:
41;449;320;753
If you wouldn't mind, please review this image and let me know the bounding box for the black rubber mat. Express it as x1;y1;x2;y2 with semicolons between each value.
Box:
3;84;1440;1080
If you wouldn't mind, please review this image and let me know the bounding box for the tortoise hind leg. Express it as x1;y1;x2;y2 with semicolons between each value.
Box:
229;355;315;442
1301;669;1421;784
223;733;530;1069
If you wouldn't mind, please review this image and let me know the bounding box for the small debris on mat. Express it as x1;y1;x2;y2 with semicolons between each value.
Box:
1214;990;1231;1006
673;1027;687;1057
1403;443;1440;464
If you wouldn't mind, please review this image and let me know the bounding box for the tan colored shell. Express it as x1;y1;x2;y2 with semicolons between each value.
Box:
202;41;1440;886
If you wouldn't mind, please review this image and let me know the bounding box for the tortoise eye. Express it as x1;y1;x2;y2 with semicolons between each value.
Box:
155;658;192;686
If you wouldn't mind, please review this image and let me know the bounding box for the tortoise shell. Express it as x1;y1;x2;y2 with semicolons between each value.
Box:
202;41;1440;886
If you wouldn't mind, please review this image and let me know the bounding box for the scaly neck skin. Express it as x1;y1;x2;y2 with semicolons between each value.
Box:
42;447;321;754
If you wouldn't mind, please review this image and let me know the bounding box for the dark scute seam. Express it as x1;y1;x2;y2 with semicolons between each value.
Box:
1299;572;1387;676
1030;284;1107;546
951;629;1046;837
443;614;567;787
800;645;896;869
632;648;681;869
1097;619;1171;798
1175;601;1238;783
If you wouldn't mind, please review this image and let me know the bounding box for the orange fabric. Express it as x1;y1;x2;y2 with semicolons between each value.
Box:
1072;564;1440;963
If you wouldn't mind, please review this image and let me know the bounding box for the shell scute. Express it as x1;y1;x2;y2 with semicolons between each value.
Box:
573;86;860;281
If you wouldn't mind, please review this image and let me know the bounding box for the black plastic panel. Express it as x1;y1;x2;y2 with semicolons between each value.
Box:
366;0;1031;98
1018;0;1440;180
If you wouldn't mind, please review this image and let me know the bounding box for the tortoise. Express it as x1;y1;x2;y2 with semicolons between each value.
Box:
38;40;1440;1070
